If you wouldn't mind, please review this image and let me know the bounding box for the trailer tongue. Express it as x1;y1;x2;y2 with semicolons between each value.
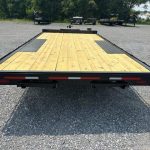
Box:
0;29;150;88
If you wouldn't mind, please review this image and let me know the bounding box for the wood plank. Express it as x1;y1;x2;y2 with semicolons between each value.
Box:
112;54;140;72
79;37;100;71
85;39;111;71
30;33;59;71
37;33;48;39
92;41;128;72
16;37;50;70
56;33;69;71
106;55;130;72
15;53;37;70
67;34;80;71
43;33;63;71
74;34;92;71
0;52;23;70
121;54;149;72
3;52;28;70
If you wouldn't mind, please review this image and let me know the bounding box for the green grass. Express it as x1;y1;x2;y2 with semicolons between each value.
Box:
136;20;150;25
0;18;32;23
0;18;70;23
137;22;150;25
53;19;70;23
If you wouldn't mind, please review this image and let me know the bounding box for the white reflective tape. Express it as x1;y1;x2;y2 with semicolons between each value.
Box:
109;77;122;81
25;77;39;80
68;77;81;80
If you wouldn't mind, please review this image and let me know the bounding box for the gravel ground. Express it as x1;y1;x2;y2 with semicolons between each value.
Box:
0;22;150;150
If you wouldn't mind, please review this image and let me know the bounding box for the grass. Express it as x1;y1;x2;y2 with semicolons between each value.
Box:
137;22;150;25
53;19;70;23
136;19;150;25
0;18;70;23
0;18;32;23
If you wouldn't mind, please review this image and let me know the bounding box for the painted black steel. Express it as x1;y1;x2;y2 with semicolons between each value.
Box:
96;40;124;54
42;29;97;34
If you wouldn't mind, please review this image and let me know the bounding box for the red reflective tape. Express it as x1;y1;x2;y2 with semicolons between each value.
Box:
81;77;101;80
48;77;68;80
0;79;9;84
136;80;147;84
122;77;141;81
4;76;25;80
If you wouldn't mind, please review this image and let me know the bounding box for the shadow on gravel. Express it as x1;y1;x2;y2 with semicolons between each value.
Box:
2;82;150;136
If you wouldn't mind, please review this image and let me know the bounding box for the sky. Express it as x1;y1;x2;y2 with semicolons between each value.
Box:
134;2;150;11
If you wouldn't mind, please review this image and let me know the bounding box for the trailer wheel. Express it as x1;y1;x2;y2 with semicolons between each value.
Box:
109;23;113;26
21;86;26;89
120;85;127;89
118;22;123;26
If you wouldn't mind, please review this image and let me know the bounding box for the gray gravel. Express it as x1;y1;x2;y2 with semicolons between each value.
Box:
0;22;150;150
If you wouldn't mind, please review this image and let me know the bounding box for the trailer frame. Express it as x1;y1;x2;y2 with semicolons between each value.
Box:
0;29;150;87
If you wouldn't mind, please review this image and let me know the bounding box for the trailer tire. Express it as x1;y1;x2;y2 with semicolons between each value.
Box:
118;22;123;26
109;23;113;26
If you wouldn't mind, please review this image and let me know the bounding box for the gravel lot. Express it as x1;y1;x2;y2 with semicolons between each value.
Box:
0;22;150;150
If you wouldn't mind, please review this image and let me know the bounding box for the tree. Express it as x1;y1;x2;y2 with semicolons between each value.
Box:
0;0;149;19
0;0;9;18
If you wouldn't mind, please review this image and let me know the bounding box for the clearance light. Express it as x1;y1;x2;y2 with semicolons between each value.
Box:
48;77;101;80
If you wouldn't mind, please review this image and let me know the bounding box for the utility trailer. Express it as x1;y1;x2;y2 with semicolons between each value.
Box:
99;14;124;26
99;19;124;26
70;17;83;25
0;29;150;88
84;18;97;25
33;12;50;25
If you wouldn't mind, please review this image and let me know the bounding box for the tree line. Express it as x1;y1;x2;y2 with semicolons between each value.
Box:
0;0;149;20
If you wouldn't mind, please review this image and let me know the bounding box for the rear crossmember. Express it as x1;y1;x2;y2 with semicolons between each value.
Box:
0;72;150;88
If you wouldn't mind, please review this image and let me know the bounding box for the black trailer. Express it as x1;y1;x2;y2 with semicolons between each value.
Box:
99;14;124;26
33;11;50;25
0;29;150;88
84;18;97;25
70;17;83;25
99;18;124;26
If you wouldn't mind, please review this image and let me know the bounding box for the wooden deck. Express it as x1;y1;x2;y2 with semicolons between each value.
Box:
0;32;149;72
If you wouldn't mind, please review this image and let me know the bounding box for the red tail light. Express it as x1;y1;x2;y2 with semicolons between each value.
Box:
48;77;68;80
0;79;9;84
122;77;141;81
4;76;25;80
81;77;101;80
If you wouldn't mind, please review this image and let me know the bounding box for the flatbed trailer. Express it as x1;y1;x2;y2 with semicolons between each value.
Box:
99;19;124;26
0;29;150;88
